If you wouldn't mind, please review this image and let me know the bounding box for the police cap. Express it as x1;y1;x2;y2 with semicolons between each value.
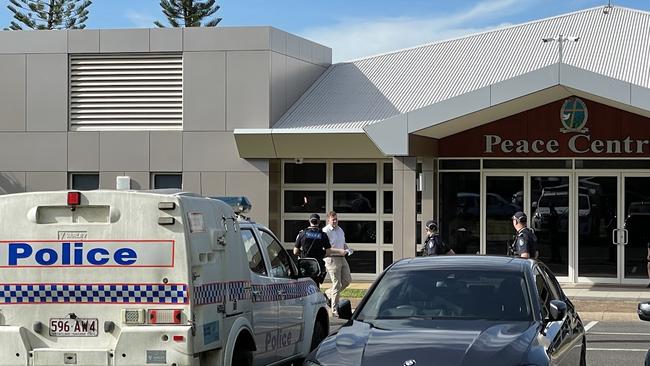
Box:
512;211;527;223
425;220;438;231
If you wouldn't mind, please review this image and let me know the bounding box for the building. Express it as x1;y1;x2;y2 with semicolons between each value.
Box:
2;6;650;284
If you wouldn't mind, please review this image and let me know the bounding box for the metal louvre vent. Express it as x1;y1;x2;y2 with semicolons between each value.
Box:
70;53;183;130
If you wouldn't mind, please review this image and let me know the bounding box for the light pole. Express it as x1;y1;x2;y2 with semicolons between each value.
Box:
542;35;580;63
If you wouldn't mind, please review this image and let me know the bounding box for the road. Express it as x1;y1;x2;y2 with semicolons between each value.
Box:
586;321;650;366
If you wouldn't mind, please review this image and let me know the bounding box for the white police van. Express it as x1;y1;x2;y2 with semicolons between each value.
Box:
0;190;329;366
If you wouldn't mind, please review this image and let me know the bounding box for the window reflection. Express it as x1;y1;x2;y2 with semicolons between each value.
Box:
333;191;376;213
440;173;480;255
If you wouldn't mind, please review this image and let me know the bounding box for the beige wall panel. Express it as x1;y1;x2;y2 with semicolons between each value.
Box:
99;132;149;172
128;171;150;190
0;172;26;194
182;172;201;194
0;133;66;171
99;172;123;189
200;172;226;196
0;55;26;131
183;132;268;172
226;51;271;130
150;28;182;52
271;52;288;125
27;54;67;131
99;29;149;53
183;27;270;52
68;132;99;171
0;31;66;53
26;172;67;192
68;29;99;53
226;171;269;226
183;52;226;131
150;131;182;172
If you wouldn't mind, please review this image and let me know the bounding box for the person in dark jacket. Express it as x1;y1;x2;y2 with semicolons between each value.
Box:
510;211;538;259
422;220;455;256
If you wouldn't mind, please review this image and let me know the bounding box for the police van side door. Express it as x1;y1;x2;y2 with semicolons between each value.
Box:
258;229;305;360
240;228;279;366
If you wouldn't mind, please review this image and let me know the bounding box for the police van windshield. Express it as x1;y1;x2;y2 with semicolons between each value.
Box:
356;269;532;321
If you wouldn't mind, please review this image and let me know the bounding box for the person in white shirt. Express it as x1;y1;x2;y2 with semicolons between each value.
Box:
322;211;353;316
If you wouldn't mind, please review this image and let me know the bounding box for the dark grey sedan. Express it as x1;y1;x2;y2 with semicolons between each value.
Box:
304;256;586;366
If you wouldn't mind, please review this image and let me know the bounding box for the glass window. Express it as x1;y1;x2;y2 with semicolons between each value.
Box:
383;251;393;269
333;163;377;184
356;269;532;321
70;173;99;190
284;191;326;213
383;163;393;184
440;172;480;255
240;229;267;276
486;176;523;255
338;221;376;243
383;191;393;214
347;251;376;273
284;163;326;184
263;233;295;279
333;191;376;213
383;221;393;244
535;267;554;319
153;173;182;189
439;160;480;170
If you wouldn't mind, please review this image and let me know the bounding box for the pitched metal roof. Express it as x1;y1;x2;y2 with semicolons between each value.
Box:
273;6;650;132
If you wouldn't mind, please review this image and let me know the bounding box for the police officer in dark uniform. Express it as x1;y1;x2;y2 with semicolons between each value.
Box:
510;211;538;259
293;213;347;287
422;220;455;256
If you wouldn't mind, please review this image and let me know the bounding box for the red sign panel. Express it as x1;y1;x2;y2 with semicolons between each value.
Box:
438;97;650;157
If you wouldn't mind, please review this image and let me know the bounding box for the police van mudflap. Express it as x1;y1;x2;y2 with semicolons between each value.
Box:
0;190;328;366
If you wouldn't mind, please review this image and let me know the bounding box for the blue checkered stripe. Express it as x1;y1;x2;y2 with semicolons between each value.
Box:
251;280;319;303
193;281;252;306
0;284;188;304
193;280;318;305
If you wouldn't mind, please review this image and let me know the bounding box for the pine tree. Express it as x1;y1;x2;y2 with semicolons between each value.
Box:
7;0;92;30
154;0;222;28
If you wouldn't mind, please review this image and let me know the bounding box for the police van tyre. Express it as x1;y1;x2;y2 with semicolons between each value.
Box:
232;336;253;366
310;320;327;351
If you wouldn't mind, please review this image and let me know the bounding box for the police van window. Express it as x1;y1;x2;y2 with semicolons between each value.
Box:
240;229;268;276
261;231;294;279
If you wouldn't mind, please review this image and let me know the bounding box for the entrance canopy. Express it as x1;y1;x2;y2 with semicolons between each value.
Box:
364;63;650;156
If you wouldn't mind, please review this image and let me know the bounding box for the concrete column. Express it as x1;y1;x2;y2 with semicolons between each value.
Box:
393;156;417;260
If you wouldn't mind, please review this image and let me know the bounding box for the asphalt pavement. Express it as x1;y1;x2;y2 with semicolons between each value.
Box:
586;321;650;366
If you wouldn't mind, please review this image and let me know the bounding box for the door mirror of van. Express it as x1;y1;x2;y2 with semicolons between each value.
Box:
297;258;321;278
337;299;353;320
532;201;538;208
638;302;650;321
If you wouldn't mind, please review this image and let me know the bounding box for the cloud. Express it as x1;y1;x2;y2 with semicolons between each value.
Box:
126;9;157;28
299;0;536;62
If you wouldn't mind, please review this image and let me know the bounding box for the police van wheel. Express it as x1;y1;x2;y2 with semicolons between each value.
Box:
310;320;326;351
232;344;253;366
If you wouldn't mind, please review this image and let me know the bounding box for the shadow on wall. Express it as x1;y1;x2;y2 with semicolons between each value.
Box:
0;173;25;194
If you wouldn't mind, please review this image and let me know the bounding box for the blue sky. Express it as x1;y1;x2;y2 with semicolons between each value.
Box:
1;0;649;61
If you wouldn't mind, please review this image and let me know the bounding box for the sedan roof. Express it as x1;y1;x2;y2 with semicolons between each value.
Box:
391;255;534;272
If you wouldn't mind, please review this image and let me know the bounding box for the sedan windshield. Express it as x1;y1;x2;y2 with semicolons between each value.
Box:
356;269;532;321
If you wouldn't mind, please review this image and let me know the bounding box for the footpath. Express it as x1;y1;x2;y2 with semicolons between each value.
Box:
322;283;650;322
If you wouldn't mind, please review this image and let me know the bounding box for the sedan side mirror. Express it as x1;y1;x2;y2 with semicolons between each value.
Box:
337;299;353;320
549;300;567;321
638;302;650;321
297;258;321;278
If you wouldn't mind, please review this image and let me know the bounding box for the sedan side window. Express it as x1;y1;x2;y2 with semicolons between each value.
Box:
261;231;296;279
534;267;553;319
241;229;268;276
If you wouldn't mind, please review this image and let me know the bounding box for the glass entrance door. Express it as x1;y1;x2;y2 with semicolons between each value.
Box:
623;175;650;284
576;175;619;281
530;176;570;277
484;175;524;255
